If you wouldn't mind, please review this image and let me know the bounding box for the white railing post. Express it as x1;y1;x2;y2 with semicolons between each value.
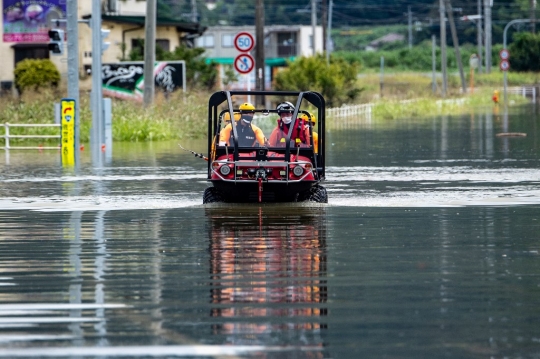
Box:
5;123;9;150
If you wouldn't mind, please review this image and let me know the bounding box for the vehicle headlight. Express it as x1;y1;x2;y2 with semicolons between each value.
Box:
292;165;304;177
220;165;231;176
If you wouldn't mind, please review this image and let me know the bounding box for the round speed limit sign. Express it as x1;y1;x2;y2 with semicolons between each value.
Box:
499;49;510;60
500;60;510;71
234;32;255;53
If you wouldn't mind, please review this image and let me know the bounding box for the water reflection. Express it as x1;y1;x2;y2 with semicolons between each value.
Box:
206;205;328;356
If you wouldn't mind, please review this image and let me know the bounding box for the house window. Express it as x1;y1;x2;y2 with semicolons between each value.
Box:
156;39;170;52
222;34;233;48
277;32;297;57
196;34;214;48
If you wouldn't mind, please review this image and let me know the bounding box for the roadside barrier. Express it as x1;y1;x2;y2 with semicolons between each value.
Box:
507;86;536;103
1;123;61;150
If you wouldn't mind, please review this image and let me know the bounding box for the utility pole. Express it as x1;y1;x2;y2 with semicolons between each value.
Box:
321;0;327;52
326;0;333;64
408;6;413;49
255;0;265;103
191;0;198;23
531;0;537;33
432;35;437;94
477;0;483;74
446;0;466;94
143;0;156;107
440;0;447;97
91;0;104;163
311;0;317;56
484;0;492;73
66;0;80;166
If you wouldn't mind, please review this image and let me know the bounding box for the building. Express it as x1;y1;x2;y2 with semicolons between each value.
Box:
0;0;203;94
197;25;323;90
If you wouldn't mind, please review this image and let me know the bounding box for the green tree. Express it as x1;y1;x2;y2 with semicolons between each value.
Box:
274;54;362;107
509;32;540;72
14;59;60;93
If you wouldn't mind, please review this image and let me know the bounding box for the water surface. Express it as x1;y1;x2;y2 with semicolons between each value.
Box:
0;105;539;358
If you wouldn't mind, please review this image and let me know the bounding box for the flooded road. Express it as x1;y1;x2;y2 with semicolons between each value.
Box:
0;105;539;358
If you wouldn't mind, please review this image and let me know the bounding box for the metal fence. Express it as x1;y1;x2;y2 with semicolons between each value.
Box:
507;86;537;103
1;123;61;150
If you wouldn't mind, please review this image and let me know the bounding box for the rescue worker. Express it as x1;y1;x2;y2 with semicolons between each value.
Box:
268;102;310;147
300;112;318;154
218;103;267;147
492;90;500;104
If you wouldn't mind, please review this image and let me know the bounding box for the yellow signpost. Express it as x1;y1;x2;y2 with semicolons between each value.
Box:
61;98;76;166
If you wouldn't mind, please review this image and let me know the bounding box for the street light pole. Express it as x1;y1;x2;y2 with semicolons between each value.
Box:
503;19;531;106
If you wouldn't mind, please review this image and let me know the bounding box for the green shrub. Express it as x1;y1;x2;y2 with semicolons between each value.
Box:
509;32;540;72
14;59;60;93
274;54;363;107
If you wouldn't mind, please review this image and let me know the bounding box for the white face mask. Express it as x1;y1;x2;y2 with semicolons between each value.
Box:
281;116;292;124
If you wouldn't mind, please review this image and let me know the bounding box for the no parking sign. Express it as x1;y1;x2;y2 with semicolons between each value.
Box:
234;53;255;74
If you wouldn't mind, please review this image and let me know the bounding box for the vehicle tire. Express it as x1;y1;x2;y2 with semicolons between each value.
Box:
306;184;328;203
203;187;224;204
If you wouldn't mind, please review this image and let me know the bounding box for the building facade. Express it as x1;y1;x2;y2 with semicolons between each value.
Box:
197;25;323;90
0;0;202;94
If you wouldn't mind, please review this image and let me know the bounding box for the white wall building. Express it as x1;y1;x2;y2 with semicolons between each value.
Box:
196;25;323;90
0;0;202;94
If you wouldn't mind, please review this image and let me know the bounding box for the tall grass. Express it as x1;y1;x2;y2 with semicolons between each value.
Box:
0;74;535;144
0;88;208;143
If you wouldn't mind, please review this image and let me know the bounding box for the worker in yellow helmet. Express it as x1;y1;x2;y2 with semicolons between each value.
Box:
218;103;267;147
222;111;241;123
300;112;318;153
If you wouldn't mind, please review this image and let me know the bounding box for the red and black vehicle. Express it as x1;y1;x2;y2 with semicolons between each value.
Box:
204;90;327;203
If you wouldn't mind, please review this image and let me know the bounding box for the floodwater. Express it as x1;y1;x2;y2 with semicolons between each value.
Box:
0;104;539;358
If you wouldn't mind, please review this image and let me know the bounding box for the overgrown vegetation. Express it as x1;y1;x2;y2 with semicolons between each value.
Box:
509;32;540;72
14;59;60;94
0;89;208;144
274;54;362;107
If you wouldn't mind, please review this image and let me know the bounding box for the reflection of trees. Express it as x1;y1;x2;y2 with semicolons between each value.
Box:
206;206;328;352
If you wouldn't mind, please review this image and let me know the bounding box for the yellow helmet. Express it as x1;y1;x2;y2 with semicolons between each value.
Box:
239;102;255;112
223;112;241;122
300;112;317;125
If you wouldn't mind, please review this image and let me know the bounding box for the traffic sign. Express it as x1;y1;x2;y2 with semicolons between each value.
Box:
61;98;76;166
469;53;479;69
500;60;510;71
234;32;255;53
234;53;255;74
499;49;510;60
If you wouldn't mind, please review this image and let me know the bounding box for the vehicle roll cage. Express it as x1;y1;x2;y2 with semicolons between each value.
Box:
207;90;325;177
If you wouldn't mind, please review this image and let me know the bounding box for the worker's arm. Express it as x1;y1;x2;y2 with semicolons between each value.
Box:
253;126;267;146
218;125;232;146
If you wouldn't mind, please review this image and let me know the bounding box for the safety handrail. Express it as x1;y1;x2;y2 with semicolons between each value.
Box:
1;123;61;150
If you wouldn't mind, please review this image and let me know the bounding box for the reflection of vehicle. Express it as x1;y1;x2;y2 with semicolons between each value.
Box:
206;206;328;353
204;90;327;203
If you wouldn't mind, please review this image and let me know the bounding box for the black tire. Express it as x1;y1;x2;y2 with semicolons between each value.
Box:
302;184;328;203
203;187;224;204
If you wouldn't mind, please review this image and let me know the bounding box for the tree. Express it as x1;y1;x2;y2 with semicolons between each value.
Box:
14;59;60;94
509;32;540;72
274;54;362;107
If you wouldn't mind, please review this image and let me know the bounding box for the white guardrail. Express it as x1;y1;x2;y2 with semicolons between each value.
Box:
1;123;61;150
507;86;536;103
